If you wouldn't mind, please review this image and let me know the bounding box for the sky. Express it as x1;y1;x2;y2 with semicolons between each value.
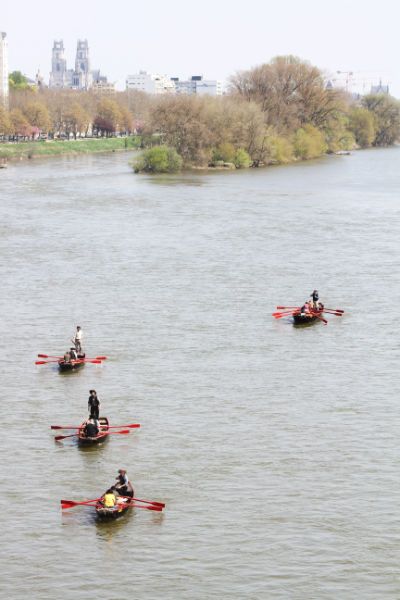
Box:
2;0;398;95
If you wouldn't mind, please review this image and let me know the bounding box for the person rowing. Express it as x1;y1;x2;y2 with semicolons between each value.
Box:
70;347;78;360
113;469;134;498
84;418;99;437
300;301;311;315
72;326;83;353
88;390;100;420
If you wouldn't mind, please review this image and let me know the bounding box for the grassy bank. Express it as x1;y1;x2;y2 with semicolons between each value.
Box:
0;136;141;160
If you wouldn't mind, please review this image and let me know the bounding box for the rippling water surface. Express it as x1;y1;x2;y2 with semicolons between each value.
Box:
0;148;400;599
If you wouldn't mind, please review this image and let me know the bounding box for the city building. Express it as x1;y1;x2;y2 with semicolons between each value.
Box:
49;39;108;90
0;32;9;107
172;75;222;96
91;80;116;95
126;71;175;94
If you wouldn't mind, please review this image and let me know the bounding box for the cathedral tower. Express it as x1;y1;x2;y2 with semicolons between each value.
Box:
49;40;67;88
73;39;92;90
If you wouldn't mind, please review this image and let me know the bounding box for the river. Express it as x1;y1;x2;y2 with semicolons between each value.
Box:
0;147;399;599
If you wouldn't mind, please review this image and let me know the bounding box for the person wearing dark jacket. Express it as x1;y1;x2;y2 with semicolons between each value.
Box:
84;418;99;437
310;290;319;308
113;469;134;498
88;390;100;420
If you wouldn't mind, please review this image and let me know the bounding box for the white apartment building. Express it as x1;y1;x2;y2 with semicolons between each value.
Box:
0;32;9;107
172;75;222;96
126;71;175;94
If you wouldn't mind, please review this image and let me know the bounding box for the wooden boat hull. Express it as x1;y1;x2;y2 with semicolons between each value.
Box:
58;354;86;372
293;310;323;324
95;497;134;520
78;417;109;445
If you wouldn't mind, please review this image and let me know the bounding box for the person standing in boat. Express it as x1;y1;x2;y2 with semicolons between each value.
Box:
88;390;100;420
113;469;134;498
72;326;83;353
310;290;319;309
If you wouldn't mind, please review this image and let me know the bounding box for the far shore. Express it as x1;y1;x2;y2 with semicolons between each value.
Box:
0;136;141;161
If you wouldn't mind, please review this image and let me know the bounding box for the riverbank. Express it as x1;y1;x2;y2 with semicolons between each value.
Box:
0;136;141;160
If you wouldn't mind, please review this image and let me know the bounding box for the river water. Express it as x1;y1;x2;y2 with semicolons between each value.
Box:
0;147;399;599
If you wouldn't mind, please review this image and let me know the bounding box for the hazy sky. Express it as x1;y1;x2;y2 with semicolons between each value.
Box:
2;0;397;95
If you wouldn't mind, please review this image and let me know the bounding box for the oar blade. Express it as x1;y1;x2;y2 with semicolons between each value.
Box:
128;503;163;512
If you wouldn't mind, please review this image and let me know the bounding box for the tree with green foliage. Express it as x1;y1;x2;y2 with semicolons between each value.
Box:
348;107;376;147
234;148;252;168
361;94;400;146
133;145;182;173
9;71;30;90
293;124;327;159
211;142;236;164
265;135;293;164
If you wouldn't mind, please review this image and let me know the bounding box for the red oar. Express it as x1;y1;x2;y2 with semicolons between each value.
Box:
36;360;61;365
38;354;107;360
36;359;102;365
132;497;165;508
61;499;163;511
51;423;140;430
55;430;130;441
276;306;301;310
272;310;298;316
61;498;101;509
322;308;344;313
273;312;298;319
312;313;328;325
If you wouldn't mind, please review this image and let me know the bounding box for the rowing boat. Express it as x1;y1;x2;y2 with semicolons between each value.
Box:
58;354;86;372
78;417;109;445
95;494;134;520
293;308;324;324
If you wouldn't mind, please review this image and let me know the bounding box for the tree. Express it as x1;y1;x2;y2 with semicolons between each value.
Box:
9;108;31;137
147;95;214;165
212;142;236;163
93;98;122;136
9;71;30;89
119;105;134;133
348;107;376;147
361;94;400;146
64;102;90;139
293;124;327;159
23;101;51;133
230;56;344;134
234;148;252;168
133;145;182;173
0;106;11;136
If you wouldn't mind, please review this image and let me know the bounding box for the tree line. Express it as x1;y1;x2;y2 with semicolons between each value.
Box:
1;57;400;169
